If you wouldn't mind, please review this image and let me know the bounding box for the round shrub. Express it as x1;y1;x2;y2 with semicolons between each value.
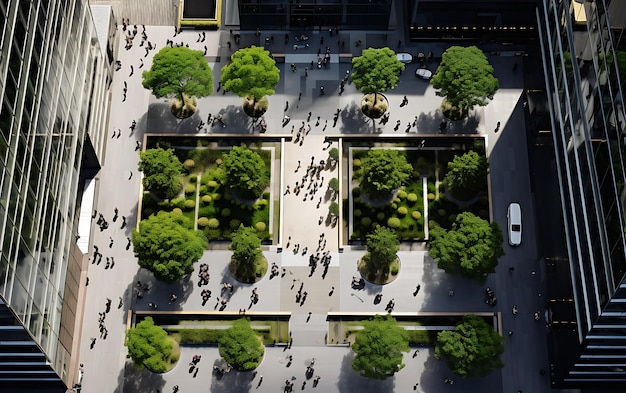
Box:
354;209;362;217
353;158;361;167
390;203;397;210
354;197;361;204
412;211;422;219
255;222;267;232
407;193;418;203
185;183;196;195
397;207;408;216
207;218;220;229
390;265;399;275
207;180;219;188
352;187;361;197
376;212;385;221
201;194;212;204
171;208;183;215
387;217;401;228
394;198;401;204
197;217;210;227
427;192;435;200
229;219;241;229
171;197;186;209
438;209;446;216
212;193;221;201
199;185;208;194
360;217;372;227
221;208;231;217
184;199;196;209
215;158;223;165
254;199;268;210
183;159;195;171
397;190;407;199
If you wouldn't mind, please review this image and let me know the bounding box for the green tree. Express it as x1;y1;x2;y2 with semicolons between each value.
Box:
328;147;339;165
328;201;339;217
141;46;213;104
138;148;184;199
221;145;269;200
351;314;409;380
444;151;488;200
328;177;339;192
351;47;405;99
431;46;498;119
428;212;504;283
125;317;173;372
365;226;399;274
132;211;208;282
435;314;504;377
218;318;265;371
358;149;412;201
220;46;280;116
229;225;262;280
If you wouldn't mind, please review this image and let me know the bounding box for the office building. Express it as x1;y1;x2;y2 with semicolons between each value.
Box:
537;0;626;387
0;0;111;390
238;0;393;31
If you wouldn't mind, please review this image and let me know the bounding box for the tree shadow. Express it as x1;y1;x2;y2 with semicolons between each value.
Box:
415;109;480;135
145;101;191;134
113;361;165;393
209;359;254;393
124;265;195;321
209;104;257;134
336;351;395;393
339;103;376;134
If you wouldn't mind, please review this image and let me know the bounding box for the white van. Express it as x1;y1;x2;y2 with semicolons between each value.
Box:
507;203;522;246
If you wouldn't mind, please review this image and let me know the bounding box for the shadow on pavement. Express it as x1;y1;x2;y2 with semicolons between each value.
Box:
115;361;165;393
336;351;395;393
209;361;254;393
339;102;373;134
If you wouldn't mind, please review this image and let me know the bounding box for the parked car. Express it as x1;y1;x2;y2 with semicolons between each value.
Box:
415;68;433;80
396;53;413;63
507;203;522;246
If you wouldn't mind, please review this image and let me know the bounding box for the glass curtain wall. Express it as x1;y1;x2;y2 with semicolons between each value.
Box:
538;0;626;386
0;0;107;387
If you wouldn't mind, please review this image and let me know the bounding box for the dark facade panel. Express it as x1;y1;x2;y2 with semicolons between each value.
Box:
238;0;392;30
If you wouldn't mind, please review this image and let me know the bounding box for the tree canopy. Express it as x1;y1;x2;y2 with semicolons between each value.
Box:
218;318;265;371
229;225;262;280
358;149;412;201
351;48;405;95
132;211;208;282
138;148;184;199
365;226;399;273
141;46;213;102
445;151;488;200
351;314;409;380
431;46;498;117
435;314;504;377
220;46;280;103
125;317;173;372
221;145;269;200
428;212;504;283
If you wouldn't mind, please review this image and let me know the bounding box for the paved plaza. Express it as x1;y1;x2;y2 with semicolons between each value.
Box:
77;19;553;393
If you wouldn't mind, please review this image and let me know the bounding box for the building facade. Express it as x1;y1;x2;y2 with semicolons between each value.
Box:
238;0;393;31
0;0;110;390
537;0;626;387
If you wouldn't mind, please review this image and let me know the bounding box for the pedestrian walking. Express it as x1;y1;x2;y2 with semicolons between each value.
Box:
320;86;324;95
